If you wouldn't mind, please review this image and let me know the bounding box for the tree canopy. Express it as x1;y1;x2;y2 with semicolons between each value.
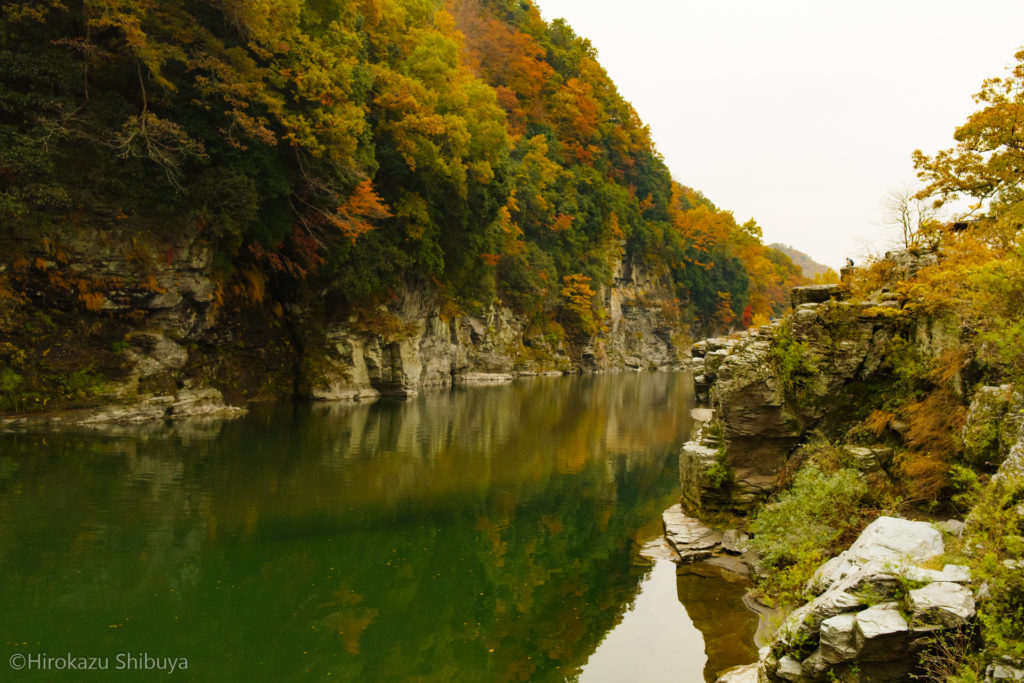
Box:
0;0;802;338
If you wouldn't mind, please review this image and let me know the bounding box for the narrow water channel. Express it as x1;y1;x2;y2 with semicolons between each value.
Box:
0;373;756;681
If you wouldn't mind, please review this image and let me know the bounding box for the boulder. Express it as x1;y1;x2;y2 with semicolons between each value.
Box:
907;582;976;628
791;285;846;307
987;656;1024;682
775;655;804;681
808;517;944;594
818;612;859;662
775;589;861;651
662;504;722;561
963;385;1019;467
936;519;966;538
841;445;894;475
715;663;758;683
761;518;973;682
853;603;909;661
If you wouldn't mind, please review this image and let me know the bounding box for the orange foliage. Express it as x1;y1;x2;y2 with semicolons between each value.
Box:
448;0;554;132
896;390;966;501
551;213;574;232
332;179;393;240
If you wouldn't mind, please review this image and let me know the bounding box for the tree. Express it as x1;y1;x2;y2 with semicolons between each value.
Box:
882;186;937;248
913;49;1024;245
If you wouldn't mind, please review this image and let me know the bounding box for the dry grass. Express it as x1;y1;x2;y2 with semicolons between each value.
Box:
895;390;967;502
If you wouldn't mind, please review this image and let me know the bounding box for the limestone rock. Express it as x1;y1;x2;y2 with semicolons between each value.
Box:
679;440;721;511
987;656;1024;682
762;517;973;682
964;385;1019;467
993;439;1024;493
775;587;862;651
854;603;909;661
638;537;680;563
902;563;971;585
907;582;976;628
124;331;189;379
841;445;894;475
936;519;966;538
722;529;750;555
775;655;804;681
662;504;722;561
715;663;758;683
808;517;944;594
818;612;859;662
791;284;846;307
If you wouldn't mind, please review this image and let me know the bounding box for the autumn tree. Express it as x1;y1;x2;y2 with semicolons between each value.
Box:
908;49;1024;382
913;48;1024;246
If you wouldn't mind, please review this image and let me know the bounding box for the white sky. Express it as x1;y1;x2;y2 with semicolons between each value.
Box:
535;0;1024;269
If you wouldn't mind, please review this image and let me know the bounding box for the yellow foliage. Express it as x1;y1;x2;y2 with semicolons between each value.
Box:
78;291;106;313
560;274;598;337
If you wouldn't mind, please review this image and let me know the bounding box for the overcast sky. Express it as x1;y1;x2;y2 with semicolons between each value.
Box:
534;0;1024;269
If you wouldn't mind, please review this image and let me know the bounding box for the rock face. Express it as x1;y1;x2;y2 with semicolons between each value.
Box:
1;229;685;424
758;517;975;682
962;385;1024;468
683;251;955;512
310;258;684;400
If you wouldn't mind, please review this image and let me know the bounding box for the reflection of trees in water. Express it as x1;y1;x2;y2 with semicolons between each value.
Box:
0;373;693;681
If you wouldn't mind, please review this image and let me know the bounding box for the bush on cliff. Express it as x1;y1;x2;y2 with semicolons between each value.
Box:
750;463;867;603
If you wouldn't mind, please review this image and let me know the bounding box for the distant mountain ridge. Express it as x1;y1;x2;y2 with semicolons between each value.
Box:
770;243;831;278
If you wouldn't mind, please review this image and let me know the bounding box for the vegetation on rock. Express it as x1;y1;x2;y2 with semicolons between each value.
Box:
732;48;1024;679
0;0;810;413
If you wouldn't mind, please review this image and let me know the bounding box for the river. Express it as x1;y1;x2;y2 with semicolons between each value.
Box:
0;372;757;681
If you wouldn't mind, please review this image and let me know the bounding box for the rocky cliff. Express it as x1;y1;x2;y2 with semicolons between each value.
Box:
680;258;958;513
0;228;685;425
679;250;1024;682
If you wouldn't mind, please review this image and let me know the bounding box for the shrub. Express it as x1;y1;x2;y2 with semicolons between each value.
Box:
770;320;817;396
960;476;1024;660
750;464;868;600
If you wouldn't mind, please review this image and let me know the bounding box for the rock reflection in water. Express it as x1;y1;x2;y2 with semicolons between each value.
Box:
676;563;760;682
577;558;760;683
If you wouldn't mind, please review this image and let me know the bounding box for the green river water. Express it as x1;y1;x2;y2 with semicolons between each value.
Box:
0;372;757;682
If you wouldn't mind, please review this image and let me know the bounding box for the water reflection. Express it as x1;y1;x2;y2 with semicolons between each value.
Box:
0;373;750;681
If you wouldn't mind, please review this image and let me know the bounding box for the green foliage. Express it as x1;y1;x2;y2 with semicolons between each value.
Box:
0;0;794;345
884;334;931;400
770;320;817;396
750;464;868;601
0;367;24;411
958;476;1024;659
704;445;733;491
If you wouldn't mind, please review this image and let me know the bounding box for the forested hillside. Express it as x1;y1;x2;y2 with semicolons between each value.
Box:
0;0;801;343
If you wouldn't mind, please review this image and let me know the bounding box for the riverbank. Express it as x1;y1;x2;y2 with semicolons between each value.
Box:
0;228;688;425
667;252;1024;681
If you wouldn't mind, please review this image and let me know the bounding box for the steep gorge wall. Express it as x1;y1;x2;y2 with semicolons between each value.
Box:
0;229;685;424
309;253;684;400
681;254;958;514
682;251;1024;681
